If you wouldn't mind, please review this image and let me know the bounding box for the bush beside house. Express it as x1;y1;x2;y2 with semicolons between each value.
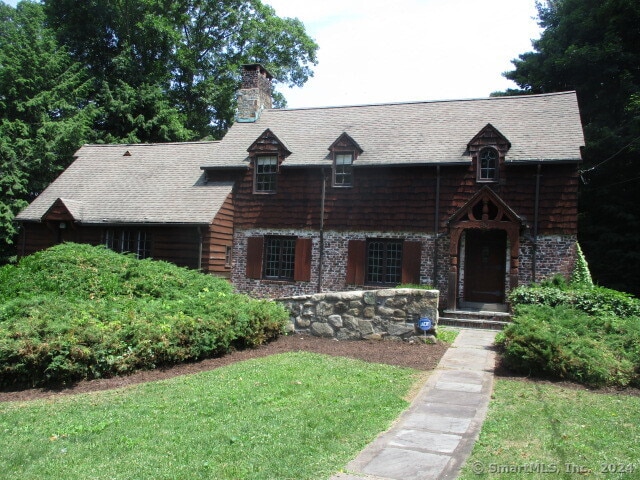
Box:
0;243;287;387
498;273;640;387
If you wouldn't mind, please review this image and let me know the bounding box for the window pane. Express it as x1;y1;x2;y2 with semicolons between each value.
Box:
256;156;278;192
264;236;296;280
479;148;498;180
334;153;353;186
366;240;403;285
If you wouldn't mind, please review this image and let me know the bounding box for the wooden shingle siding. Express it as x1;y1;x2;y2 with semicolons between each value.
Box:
204;192;235;275
232;163;579;235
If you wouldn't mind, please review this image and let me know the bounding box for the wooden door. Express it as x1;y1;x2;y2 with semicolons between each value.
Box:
464;229;506;304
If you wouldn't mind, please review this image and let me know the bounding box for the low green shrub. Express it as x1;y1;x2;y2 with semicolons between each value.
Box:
0;243;288;387
509;283;640;318
498;304;640;387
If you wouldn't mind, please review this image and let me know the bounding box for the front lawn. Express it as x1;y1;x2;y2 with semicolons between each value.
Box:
0;352;420;480
459;379;640;479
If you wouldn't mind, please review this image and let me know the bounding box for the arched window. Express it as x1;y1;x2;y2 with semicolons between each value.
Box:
478;147;498;182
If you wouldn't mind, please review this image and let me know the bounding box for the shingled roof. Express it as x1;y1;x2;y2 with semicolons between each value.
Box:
17;142;231;224
203;91;584;169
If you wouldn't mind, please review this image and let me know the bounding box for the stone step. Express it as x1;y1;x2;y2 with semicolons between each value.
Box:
439;316;509;330
439;309;512;330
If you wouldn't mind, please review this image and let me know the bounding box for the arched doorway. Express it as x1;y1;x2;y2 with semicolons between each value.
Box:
447;187;523;310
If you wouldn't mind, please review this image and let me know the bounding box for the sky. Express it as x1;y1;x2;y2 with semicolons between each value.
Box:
4;0;542;109
263;0;542;108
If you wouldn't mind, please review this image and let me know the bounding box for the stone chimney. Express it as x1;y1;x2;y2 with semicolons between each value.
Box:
236;64;273;122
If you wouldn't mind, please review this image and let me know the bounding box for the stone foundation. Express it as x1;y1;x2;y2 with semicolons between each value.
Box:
277;288;439;341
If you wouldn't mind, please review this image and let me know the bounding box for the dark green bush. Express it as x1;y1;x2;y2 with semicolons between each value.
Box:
0;243;288;387
499;304;640;387
509;283;640;318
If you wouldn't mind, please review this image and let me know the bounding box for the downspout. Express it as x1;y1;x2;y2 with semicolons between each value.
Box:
433;165;441;288
532;163;542;283
317;168;327;293
197;226;203;271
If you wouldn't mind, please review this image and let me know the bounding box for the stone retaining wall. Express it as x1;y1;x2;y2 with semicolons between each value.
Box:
277;288;439;341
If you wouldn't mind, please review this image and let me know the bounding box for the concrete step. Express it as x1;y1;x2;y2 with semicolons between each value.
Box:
439;309;511;330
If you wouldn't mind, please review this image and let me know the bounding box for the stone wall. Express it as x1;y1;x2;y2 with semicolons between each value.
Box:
277;288;439;341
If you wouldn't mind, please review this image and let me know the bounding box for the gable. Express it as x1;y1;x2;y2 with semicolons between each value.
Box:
448;186;523;228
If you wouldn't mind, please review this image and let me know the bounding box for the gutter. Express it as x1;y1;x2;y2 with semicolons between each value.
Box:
434;165;441;287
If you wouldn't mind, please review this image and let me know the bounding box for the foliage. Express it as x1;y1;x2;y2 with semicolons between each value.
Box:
395;283;435;290
503;278;640;387
0;1;97;260
508;282;640;318
459;379;640;479
43;0;319;139
0;243;288;387
0;0;318;260
570;242;593;287
498;304;640;387
0;353;418;479
436;327;459;344
498;0;640;296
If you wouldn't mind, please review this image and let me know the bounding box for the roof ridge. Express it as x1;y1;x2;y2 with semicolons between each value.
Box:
271;91;578;112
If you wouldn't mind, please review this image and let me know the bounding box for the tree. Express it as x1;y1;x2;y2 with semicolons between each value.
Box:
501;0;640;295
0;0;318;260
43;0;319;138
0;1;97;260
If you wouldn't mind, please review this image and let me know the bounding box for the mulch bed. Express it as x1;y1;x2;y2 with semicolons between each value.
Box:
0;334;449;403
3;334;638;402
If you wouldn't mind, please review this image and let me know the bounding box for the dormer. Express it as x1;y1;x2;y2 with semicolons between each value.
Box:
467;124;510;183
247;129;291;194
328;133;363;188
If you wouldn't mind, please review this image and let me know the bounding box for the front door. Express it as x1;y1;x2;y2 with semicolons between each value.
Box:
464;229;506;304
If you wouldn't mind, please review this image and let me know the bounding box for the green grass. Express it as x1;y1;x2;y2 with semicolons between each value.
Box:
436;326;460;344
459;379;640;479
0;352;419;480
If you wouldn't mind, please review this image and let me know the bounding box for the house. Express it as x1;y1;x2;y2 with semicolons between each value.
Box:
17;64;585;310
16;142;236;276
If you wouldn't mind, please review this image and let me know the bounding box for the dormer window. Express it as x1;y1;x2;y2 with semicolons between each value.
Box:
334;153;354;187
329;132;363;188
255;155;278;193
247;129;291;194
478;147;498;182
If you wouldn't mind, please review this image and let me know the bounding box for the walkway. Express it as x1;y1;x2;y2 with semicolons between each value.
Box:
330;329;498;480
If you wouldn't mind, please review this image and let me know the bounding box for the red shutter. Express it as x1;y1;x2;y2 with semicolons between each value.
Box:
294;238;312;282
401;241;422;284
346;240;366;285
245;237;264;279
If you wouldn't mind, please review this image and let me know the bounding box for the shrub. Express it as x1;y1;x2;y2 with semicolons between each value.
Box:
570;242;594;287
0;243;288;387
509;283;640;318
498;304;640;387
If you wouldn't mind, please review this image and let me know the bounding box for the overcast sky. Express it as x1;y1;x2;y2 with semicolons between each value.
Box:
4;0;542;108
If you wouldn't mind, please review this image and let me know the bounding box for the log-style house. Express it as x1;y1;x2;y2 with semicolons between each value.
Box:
17;64;585;310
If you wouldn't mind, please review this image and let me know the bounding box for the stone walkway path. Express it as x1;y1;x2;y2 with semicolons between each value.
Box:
329;329;498;480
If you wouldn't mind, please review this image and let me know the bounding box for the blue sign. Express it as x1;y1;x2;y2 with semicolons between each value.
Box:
418;317;432;331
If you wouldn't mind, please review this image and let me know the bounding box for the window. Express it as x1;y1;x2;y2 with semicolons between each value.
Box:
105;230;151;259
478;147;498;182
246;236;312;282
333;153;353;187
225;245;232;268
255;155;278;193
346;239;421;286
263;236;296;280
366;239;403;285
